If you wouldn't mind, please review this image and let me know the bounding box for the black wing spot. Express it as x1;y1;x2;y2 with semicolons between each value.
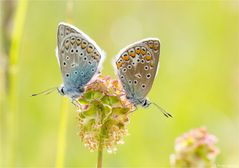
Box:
146;73;151;79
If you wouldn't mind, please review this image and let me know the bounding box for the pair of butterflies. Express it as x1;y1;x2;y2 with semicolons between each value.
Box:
54;22;170;117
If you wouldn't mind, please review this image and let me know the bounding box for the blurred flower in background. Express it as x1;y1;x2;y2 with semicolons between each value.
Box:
170;127;220;168
77;75;134;153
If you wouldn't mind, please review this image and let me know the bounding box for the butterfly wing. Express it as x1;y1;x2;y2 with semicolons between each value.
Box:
114;38;160;102
56;22;104;91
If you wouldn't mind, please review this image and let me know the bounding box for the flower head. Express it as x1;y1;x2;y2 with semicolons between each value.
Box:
170;127;220;168
76;75;135;153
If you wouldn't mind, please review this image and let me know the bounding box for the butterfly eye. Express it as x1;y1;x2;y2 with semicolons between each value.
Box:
135;47;140;54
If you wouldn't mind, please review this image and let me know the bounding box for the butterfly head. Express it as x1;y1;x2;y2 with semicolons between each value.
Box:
141;99;151;108
58;84;84;99
126;95;151;108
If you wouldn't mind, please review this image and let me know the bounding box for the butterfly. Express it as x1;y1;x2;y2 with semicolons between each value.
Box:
56;22;105;100
114;38;172;117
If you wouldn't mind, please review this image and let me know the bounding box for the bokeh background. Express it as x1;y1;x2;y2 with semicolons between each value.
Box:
0;0;238;167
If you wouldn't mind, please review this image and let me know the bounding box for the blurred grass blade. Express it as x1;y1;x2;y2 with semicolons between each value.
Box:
55;97;69;168
6;0;28;166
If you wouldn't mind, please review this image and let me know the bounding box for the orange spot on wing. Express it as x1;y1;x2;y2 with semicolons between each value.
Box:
145;54;151;61
116;62;124;69
135;47;140;54
129;50;136;57
122;55;129;61
141;47;146;55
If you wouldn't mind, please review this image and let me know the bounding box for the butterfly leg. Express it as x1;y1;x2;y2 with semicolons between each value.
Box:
71;99;82;108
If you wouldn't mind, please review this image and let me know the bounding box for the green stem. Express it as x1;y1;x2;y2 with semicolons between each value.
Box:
55;97;69;168
6;0;28;165
97;136;103;168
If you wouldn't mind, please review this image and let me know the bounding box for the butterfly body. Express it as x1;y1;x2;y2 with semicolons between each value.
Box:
56;22;104;99
114;38;160;108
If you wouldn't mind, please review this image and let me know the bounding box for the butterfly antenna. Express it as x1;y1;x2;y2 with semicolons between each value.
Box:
152;102;173;118
31;87;58;97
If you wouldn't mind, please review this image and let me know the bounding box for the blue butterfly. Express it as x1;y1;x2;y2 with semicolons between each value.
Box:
56;22;105;100
114;38;171;117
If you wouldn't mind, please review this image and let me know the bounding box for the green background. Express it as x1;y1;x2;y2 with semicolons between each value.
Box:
0;0;238;167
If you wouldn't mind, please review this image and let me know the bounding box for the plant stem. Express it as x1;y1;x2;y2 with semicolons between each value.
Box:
97;136;103;168
55;97;69;168
6;0;28;165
